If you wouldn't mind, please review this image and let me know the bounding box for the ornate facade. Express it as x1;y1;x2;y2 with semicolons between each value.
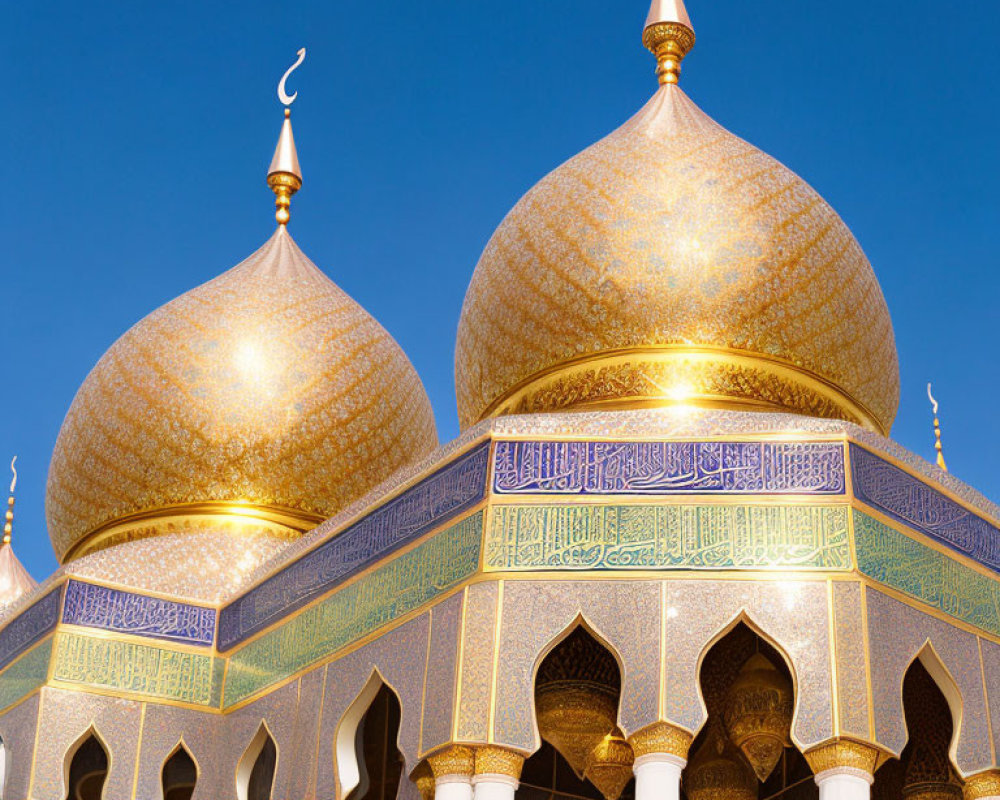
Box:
0;3;997;800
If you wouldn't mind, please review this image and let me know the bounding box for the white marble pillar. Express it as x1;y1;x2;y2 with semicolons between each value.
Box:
435;775;474;800
428;747;475;800
814;767;873;800
472;773;518;800
633;753;685;800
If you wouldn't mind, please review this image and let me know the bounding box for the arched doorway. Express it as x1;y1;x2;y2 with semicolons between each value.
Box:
685;622;808;800
237;724;277;800
161;743;197;800
65;733;109;800
872;657;963;800
346;684;405;800
521;625;633;800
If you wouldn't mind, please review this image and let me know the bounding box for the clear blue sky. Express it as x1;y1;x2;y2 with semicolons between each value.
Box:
2;1;998;578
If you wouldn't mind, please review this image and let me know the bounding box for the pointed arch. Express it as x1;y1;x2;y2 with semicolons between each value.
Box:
531;614;627;702
236;722;278;800
161;739;198;800
63;726;110;800
691;609;801;743
905;640;965;764
333;668;405;800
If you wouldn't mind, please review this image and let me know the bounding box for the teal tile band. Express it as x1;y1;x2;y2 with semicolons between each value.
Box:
486;504;851;571
0;638;52;711
51;632;223;707
223;512;483;707
854;510;1000;637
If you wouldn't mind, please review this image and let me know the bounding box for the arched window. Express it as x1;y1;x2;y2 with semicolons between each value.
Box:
347;684;404;800
237;724;277;800
65;733;109;800
162;743;197;800
521;625;631;800
685;622;806;800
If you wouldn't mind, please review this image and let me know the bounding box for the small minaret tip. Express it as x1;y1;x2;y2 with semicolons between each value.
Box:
4;456;16;545
927;383;948;472
643;0;696;86
267;48;306;226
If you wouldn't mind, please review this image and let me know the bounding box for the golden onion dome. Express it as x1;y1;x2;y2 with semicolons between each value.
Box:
455;2;899;434
46;227;437;562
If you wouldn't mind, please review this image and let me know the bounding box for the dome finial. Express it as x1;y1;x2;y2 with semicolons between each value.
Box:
643;0;696;85
267;48;306;226
927;383;948;471
4;456;16;545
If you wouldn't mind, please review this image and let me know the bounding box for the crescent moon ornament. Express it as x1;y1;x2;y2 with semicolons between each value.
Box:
927;383;939;415
8;456;15;495
278;48;306;106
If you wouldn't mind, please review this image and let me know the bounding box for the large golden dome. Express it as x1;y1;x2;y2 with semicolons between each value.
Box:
47;227;438;562
455;5;899;433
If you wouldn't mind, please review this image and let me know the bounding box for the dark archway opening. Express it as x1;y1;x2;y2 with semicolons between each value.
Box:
872;659;963;800
162;744;197;800
65;735;109;800
348;684;405;800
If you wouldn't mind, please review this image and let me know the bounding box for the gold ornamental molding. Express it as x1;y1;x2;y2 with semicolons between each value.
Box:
478;346;887;435
964;771;1000;800
628;721;694;760
427;745;476;779
63;501;324;563
803;738;887;777
474;746;526;779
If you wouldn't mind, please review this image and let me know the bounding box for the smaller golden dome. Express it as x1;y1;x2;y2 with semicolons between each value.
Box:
46;228;437;562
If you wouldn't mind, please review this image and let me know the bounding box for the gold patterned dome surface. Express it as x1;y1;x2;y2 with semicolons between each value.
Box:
46;227;438;562
455;80;900;433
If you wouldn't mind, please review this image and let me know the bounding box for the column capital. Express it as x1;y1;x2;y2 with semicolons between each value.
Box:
428;746;476;780
804;739;883;779
628;722;694;761
965;771;1000;800
474;746;525;781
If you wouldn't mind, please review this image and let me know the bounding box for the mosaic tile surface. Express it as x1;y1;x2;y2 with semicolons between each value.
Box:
494;441;845;495
0;639;51;711
50;631;223;707
135;701;225;800
663;579;834;746
981;639;1000;762
832;581;870;739
487;503;850;571
851;445;1000;572
456;582;500;742
420;593;462;754
0;692;40;800
854;511;1000;636
219;443;489;650
224;514;482;707
865;588;992;772
0;587;60;670
62;579;215;646
491;580;662;750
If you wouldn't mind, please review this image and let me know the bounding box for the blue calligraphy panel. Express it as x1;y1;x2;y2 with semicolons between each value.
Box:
850;445;1000;573
218;441;490;650
493;441;845;495
61;580;215;646
0;587;61;671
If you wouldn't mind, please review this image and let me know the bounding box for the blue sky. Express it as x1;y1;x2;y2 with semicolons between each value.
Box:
2;1;998;578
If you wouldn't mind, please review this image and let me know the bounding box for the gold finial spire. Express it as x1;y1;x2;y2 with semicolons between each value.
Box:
927;384;948;472
4;457;16;545
643;0;696;86
267;48;306;226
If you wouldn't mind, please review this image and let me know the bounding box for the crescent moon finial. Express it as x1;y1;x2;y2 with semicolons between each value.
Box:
278;48;307;107
8;456;16;495
927;383;939;415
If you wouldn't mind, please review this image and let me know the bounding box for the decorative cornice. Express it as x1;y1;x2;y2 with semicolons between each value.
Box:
964;771;1000;800
474;746;525;779
427;746;476;779
804;739;883;777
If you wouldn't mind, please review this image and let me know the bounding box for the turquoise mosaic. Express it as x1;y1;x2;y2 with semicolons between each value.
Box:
0;638;52;711
51;632;224;707
854;510;1000;637
485;504;851;570
223;512;483;707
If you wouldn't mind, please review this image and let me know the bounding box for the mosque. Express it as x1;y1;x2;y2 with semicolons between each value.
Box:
1;2;998;799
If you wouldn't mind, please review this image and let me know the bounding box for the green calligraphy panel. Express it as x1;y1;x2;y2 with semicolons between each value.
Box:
854;510;1000;637
485;504;851;571
223;512;483;707
0;638;52;711
51;632;223;707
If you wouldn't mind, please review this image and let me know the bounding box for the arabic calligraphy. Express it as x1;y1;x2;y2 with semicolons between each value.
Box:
493;441;844;495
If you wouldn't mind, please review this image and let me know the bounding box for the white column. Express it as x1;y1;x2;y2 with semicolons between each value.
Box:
435;775;474;800
633;753;685;800
814;767;874;800
472;773;518;800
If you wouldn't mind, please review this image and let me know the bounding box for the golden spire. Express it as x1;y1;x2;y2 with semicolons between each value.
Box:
4;457;16;545
643;0;696;85
267;48;306;226
927;384;948;472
